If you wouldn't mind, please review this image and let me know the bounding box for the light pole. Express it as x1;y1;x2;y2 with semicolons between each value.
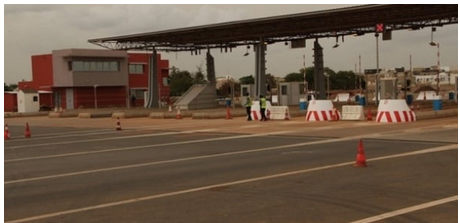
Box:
375;33;380;104
429;27;440;96
429;42;440;96
94;84;98;109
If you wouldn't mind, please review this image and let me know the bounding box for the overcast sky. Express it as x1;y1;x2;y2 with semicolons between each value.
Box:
3;4;458;84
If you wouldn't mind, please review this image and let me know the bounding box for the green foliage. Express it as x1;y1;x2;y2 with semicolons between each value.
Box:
193;64;207;84
284;67;360;91
330;70;357;90
284;72;304;82
4;83;17;91
169;69;193;96
239;75;254;84
265;73;277;89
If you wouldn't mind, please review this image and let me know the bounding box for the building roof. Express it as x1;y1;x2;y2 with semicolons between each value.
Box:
88;4;457;52
20;89;38;94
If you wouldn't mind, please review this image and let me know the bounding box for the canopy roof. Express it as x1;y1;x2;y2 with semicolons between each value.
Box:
88;4;457;52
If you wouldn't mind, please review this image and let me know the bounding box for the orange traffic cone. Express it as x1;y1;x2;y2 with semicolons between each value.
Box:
116;118;122;131
24;123;31;138
168;105;172;113
366;108;372;121
266;109;271;120
5;124;10;140
225;106;232;119
354;139;367;167
176;107;182;119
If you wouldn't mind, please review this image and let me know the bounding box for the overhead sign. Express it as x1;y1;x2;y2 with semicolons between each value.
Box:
290;39;306;49
376;23;385;32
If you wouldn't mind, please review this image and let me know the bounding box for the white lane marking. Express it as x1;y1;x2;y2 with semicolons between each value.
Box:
5;144;457;223
5;135;456;185
5;128;218;150
4;121;448;163
6;129;137;141
5;132;184;149
4;130;291;163
4;119;232;142
349;195;458;223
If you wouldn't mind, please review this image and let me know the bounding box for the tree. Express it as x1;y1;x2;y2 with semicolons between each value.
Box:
265;73;277;90
169;69;193;96
217;81;241;97
331;71;356;90
193;64;207;84
239;75;254;84
284;72;304;82
4;83;17;91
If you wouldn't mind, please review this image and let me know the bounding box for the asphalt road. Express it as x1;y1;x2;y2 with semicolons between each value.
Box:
4;116;458;223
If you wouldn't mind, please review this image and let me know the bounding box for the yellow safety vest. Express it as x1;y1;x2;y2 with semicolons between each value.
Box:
260;98;266;109
245;97;252;107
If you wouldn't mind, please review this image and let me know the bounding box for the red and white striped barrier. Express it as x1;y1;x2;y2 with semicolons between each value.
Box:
305;100;340;121
376;99;416;123
250;101;272;120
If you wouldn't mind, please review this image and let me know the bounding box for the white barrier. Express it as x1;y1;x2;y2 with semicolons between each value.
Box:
334;93;350;102
376;99;416;123
415;91;437;100
251;101;272;120
305;100;340;121
341;105;365;121
270;106;290;120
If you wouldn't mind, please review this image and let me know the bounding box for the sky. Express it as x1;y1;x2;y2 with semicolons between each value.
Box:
3;4;459;84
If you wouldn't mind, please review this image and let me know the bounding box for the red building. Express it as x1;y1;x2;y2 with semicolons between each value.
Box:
8;48;169;111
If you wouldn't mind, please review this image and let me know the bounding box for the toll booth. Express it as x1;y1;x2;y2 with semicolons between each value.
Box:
240;84;256;98
379;78;397;100
17;89;40;113
278;82;303;106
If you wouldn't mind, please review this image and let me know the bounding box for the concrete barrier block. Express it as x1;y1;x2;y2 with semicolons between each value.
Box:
78;113;92;118
111;112;126;119
149;112;165;119
192;113;210;119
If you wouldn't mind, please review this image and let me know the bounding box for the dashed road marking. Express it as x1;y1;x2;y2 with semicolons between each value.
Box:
5;144;456;223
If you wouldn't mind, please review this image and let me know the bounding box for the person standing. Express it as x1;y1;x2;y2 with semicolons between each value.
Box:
244;93;252;121
130;94;136;108
259;95;268;121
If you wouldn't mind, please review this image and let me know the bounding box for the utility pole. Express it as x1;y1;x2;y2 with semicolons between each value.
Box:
375;33;380;104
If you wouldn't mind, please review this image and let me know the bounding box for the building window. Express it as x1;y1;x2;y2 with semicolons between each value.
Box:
129;64;144;74
130;89;145;99
70;61;119;72
281;85;288;95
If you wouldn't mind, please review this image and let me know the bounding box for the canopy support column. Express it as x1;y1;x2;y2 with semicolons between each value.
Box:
254;38;267;98
146;49;159;108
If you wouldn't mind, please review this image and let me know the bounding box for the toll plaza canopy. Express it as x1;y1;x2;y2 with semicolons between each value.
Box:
88;4;457;52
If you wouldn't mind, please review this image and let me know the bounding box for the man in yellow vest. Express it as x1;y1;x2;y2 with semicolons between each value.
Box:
244;93;252;121
259;95;268;121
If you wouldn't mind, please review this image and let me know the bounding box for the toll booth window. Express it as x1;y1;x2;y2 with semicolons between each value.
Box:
242;87;248;96
281;86;288;95
33;96;38;102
